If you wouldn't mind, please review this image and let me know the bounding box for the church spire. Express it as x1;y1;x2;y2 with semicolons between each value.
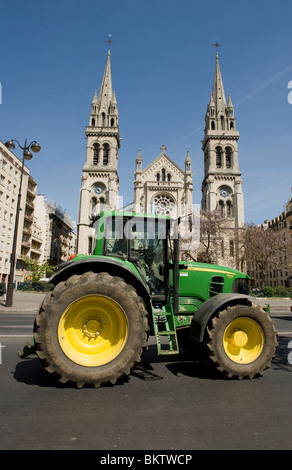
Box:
204;52;236;133
89;49;119;129
98;50;113;113
212;54;226;112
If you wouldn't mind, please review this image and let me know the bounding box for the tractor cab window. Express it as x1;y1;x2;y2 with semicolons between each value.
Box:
128;218;167;297
104;216;128;259
103;215;168;297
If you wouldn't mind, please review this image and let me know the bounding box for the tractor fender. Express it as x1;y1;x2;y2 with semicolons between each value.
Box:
189;293;253;342
49;257;152;315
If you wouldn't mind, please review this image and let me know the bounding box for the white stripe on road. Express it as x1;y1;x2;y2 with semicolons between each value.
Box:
0;334;32;338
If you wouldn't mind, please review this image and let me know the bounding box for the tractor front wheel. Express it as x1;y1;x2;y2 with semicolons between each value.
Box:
205;303;278;379
34;272;149;388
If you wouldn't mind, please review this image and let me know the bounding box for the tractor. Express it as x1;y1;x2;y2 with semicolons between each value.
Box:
33;210;278;388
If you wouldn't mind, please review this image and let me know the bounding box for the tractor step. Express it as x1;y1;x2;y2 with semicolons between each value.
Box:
153;307;179;355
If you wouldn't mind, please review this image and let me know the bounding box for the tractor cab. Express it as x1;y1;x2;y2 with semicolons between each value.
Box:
95;212;170;301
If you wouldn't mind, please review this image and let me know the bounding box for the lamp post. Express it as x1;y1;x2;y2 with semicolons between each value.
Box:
4;138;41;307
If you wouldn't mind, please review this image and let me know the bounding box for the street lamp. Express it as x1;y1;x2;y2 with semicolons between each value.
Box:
4;138;41;307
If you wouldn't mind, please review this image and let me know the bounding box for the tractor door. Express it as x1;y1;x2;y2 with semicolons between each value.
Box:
127;217;169;301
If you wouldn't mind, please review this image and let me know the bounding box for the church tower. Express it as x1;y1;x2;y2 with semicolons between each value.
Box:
201;53;244;229
77;50;120;254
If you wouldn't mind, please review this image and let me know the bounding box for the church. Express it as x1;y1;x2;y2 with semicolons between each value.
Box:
77;48;245;265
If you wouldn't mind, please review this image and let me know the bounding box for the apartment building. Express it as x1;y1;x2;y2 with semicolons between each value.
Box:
0;140;35;283
248;194;292;288
266;195;292;288
34;195;76;266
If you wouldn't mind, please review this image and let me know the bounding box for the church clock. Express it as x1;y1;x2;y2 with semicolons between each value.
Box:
93;183;105;196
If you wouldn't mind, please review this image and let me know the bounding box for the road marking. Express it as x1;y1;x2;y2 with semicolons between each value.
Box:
0;334;32;338
0;325;32;328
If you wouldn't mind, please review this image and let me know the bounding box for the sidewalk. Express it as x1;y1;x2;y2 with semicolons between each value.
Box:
0;291;46;314
0;290;291;314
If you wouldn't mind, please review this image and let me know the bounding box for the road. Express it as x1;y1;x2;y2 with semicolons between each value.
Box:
0;307;291;450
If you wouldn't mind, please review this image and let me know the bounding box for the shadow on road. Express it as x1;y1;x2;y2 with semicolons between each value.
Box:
13;336;291;389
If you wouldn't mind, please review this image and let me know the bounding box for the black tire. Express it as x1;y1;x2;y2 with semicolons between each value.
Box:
34;272;149;388
205;303;278;379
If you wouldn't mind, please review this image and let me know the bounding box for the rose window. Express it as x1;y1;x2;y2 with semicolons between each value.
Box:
154;194;175;215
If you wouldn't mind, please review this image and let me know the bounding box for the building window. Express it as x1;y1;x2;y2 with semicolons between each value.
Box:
227;201;232;217
219;200;224;216
220;115;225;130
225;147;232;168
103;144;109;165
230;240;234;257
216;147;222;167
92;197;97;213
88;237;93;255
93;143;99;165
154;194;175;215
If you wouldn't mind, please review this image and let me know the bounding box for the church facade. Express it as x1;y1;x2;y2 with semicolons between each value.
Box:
133;145;193;218
77;49;244;265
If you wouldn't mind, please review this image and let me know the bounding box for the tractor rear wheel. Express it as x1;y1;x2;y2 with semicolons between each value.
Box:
34;272;149;388
205;303;278;379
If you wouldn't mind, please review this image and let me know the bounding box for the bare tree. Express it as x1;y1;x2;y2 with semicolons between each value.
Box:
243;223;287;287
182;209;230;264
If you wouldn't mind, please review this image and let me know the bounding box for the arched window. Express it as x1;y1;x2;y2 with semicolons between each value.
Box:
88;237;93;255
227;201;232;217
167;173;171;182
91;117;95;126
92;197;97;212
230;240;234;257
154;194;175;215
110;118;115;127
93;143;99;165
103;144;109;165
211;120;215;130
101;112;105;126
156;173;160;182
216;147;222;168
219;200;224;216
221;240;224;257
220;115;225;130
162;169;166;182
225;147;232;168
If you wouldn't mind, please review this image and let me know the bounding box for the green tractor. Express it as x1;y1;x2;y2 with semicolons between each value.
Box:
33;211;278;388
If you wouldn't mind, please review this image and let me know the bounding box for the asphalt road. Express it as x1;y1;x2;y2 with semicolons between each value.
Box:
0;309;291;450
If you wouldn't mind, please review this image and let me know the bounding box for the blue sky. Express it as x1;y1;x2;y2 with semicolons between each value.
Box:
1;0;291;229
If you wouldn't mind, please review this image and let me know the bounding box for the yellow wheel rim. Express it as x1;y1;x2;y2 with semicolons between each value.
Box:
223;317;264;364
58;295;128;367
